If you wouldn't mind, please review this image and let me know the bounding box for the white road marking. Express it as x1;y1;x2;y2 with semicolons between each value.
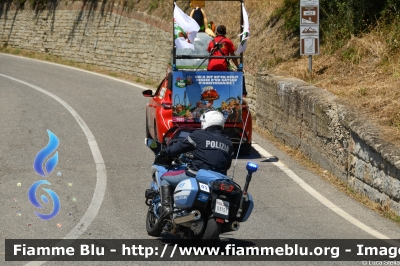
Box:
0;73;107;265
0;53;152;91
252;142;391;239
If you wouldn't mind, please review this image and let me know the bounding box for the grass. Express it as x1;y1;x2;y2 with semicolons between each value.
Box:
148;0;159;12
358;87;367;96
12;48;21;55
341;46;361;64
271;31;400;143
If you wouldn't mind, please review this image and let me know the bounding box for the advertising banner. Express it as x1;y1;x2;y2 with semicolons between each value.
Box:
171;71;243;123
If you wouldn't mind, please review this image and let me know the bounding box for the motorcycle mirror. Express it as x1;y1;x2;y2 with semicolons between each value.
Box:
145;138;158;149
246;162;258;174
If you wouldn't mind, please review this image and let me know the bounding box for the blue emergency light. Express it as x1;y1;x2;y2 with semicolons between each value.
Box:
246;162;258;174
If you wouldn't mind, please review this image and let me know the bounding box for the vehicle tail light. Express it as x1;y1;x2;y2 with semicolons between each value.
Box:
220;183;235;193
212;180;240;195
162;103;172;109
216;218;225;223
239;133;247;142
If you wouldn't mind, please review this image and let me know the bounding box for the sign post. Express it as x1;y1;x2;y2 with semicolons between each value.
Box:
300;0;319;73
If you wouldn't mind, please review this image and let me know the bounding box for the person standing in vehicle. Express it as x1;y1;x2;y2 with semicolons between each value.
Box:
189;1;216;37
207;25;248;98
157;110;234;215
207;25;239;71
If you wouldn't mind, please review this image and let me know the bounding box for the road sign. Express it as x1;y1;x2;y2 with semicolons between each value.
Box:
300;0;319;56
300;26;319;36
301;6;318;25
300;36;319;55
300;0;319;6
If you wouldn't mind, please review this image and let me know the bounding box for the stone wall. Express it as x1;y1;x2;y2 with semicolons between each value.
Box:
255;74;400;214
0;2;171;81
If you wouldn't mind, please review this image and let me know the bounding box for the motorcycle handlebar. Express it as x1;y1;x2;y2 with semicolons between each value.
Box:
154;152;188;167
154;153;173;166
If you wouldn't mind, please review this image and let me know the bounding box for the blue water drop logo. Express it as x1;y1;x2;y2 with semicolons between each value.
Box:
29;130;61;220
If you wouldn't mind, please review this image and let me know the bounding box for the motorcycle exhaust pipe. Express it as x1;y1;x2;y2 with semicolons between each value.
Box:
231;221;240;231
222;221;241;233
173;210;201;224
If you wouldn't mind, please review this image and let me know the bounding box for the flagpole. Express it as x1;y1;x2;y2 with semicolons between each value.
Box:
172;1;177;69
240;0;244;67
240;0;244;65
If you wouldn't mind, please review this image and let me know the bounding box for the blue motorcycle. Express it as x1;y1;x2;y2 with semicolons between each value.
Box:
145;127;258;246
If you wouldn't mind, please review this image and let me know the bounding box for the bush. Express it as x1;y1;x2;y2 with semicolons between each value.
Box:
267;0;299;35
270;0;400;53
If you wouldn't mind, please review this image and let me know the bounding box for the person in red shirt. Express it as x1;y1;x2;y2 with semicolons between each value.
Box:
207;25;239;71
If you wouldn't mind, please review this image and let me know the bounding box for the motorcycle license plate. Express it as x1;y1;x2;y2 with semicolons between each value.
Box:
215;199;229;216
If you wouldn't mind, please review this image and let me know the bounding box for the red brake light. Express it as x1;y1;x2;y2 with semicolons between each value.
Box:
212;180;240;194
220;183;235;193
216;218;225;223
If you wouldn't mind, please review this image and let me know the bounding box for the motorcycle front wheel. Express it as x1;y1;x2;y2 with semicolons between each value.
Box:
146;207;163;237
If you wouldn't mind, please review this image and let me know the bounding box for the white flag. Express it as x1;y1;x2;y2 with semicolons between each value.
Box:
174;3;200;50
236;3;250;54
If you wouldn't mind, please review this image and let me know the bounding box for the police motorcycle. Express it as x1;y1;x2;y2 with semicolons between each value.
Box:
144;127;258;246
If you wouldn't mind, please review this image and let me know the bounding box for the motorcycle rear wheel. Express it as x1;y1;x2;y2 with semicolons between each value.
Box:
189;216;221;246
146;207;163;237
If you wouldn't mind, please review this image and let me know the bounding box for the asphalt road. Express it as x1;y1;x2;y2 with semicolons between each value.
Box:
1;53;400;266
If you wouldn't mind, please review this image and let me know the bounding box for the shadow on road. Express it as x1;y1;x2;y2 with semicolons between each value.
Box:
235;145;280;164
